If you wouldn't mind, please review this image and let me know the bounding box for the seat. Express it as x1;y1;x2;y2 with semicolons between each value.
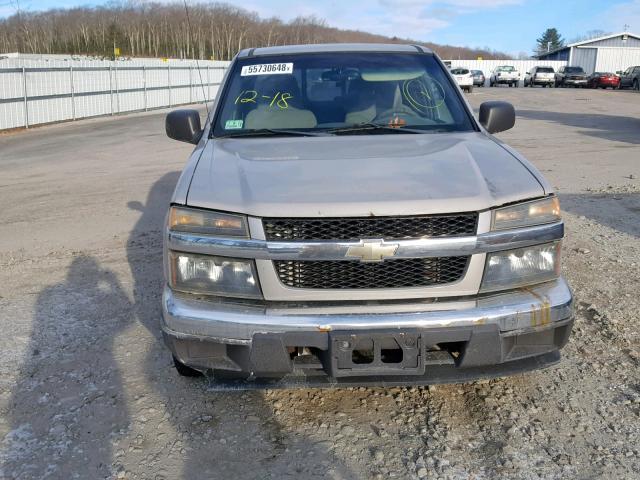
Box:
245;105;317;129
243;75;317;129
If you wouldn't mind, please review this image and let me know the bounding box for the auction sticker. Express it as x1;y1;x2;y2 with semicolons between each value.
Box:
241;63;293;76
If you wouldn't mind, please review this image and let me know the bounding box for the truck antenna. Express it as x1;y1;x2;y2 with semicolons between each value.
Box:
183;0;209;116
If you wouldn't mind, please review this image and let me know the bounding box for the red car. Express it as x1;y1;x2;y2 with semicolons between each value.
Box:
587;72;620;89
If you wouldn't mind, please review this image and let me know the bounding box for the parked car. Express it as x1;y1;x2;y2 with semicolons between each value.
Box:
523;66;555;87
471;69;485;87
555;66;588;88
490;65;520;87
587;72;620;89
617;66;640;90
450;67;474;92
163;43;573;386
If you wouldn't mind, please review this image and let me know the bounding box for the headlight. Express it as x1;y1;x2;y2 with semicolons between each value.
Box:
169;251;261;298
169;206;248;237
480;241;561;293
492;197;560;230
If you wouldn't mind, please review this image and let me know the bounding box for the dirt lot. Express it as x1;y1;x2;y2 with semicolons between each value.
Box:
1;87;639;480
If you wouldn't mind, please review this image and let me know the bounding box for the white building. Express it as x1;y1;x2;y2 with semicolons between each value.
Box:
537;32;640;74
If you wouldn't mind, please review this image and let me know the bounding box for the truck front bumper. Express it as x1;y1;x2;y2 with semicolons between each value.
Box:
162;278;574;387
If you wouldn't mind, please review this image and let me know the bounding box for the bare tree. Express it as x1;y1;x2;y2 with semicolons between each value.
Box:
0;1;510;60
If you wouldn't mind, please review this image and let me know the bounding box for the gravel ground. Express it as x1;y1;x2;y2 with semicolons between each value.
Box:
1;87;639;479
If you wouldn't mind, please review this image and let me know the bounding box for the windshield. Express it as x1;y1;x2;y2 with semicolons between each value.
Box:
450;68;469;75
565;67;584;73
496;66;515;72
212;52;475;137
537;67;554;73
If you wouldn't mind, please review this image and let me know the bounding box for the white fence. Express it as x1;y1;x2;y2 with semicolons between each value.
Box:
0;58;231;130
1;56;571;130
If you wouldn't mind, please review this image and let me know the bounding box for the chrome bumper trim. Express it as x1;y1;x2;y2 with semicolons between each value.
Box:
161;277;573;342
167;221;564;261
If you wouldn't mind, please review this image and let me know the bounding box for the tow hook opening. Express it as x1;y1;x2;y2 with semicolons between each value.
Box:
380;348;403;363
352;339;374;364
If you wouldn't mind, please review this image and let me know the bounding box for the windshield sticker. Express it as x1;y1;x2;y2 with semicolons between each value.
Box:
235;90;292;109
225;119;244;130
241;63;293;76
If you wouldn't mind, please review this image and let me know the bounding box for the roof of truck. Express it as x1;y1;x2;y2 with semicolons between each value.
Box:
237;43;433;58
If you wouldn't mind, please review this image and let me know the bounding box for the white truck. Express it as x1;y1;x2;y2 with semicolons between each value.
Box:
490;65;520;87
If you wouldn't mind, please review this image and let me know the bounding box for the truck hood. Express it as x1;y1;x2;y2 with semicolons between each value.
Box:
186;132;545;217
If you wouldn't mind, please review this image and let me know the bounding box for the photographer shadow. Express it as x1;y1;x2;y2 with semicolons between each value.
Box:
3;256;133;478
127;171;358;479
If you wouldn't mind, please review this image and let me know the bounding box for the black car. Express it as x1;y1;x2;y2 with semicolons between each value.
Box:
618;66;640;90
471;70;485;87
555;66;588;88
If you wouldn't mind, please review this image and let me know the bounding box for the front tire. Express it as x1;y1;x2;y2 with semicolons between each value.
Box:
634;80;639;91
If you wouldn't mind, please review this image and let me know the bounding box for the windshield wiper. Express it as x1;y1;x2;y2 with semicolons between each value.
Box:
328;123;431;135
217;128;332;138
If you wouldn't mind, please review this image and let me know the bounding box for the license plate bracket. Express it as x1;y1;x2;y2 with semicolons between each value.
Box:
328;331;424;377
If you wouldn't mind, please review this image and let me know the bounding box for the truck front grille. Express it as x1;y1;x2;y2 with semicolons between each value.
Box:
274;257;469;289
263;213;478;241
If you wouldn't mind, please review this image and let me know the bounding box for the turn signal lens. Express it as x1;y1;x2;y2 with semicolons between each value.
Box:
168;207;248;237
492;197;560;230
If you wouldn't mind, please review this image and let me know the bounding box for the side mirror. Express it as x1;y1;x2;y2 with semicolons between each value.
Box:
479;101;515;134
166;109;202;144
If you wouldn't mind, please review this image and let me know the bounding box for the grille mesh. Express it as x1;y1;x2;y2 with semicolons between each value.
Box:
263;214;478;241
274;257;469;289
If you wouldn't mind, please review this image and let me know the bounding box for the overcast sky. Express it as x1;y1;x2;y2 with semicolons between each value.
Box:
1;0;638;56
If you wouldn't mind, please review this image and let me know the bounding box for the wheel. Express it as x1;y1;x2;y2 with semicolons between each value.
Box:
467;86;473;93
634;80;639;91
514;82;519;88
173;356;204;377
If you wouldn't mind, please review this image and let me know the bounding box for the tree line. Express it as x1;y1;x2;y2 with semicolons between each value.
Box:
0;2;509;61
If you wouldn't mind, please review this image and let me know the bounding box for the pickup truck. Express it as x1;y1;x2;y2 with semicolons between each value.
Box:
163;43;573;387
490;65;520;87
555;66;588;88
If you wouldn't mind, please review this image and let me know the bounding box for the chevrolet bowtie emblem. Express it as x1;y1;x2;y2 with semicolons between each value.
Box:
345;239;399;262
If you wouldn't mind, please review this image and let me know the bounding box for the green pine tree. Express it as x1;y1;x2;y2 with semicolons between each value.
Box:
536;28;564;55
